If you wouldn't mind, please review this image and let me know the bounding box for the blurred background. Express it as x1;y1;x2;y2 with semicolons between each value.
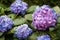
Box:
0;0;60;7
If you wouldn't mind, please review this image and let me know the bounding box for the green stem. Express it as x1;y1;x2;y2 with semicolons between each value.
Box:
13;13;18;20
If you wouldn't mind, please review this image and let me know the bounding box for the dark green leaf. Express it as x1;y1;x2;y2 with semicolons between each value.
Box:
0;36;5;40
49;32;57;40
0;3;7;8
14;38;18;40
7;27;16;34
5;34;14;40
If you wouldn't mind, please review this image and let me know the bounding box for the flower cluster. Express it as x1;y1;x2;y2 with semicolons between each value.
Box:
0;15;13;32
32;5;57;30
37;35;50;40
14;24;32;39
10;0;28;14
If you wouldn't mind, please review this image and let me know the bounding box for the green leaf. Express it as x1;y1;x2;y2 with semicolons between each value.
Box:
0;3;7;8
26;5;37;13
25;14;32;21
0;7;5;15
8;14;16;20
49;27;55;32
0;32;3;37
30;23;34;29
0;36;5;40
28;32;38;40
1;8;5;14
56;29;60;40
28;31;46;40
49;32;57;40
7;27;16;34
5;34;14;40
5;7;10;12
14;18;27;25
53;6;60;14
57;16;60;24
56;24;60;29
14;38;18;40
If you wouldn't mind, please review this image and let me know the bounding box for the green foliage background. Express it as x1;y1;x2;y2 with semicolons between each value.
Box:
0;0;60;40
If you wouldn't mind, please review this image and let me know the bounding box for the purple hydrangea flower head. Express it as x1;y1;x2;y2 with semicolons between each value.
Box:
14;24;32;39
32;5;57;30
10;0;28;14
37;35;50;40
0;15;13;32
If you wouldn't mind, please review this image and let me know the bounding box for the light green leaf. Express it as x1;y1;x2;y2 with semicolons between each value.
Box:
5;7;10;11
14;18;27;25
0;32;3;37
49;27;55;32
1;8;5;14
26;5;37;13
8;14;16;20
25;14;32;21
57;17;60;24
28;32;38;40
53;6;60;13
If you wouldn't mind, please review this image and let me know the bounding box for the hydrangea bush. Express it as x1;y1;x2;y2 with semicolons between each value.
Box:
0;0;60;40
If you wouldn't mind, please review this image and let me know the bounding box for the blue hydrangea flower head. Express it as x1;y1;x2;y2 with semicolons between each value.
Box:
37;35;50;40
0;15;13;32
32;5;57;30
10;0;28;14
14;24;32;39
